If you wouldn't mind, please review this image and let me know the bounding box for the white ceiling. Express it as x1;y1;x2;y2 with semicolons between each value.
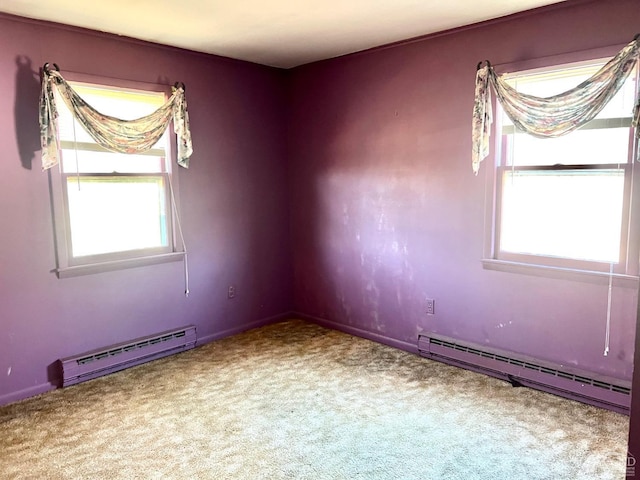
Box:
1;0;567;68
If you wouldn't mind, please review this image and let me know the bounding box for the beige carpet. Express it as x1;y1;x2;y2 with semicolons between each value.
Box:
0;320;629;479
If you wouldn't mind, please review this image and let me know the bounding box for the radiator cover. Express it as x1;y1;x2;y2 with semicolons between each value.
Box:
60;325;197;387
418;333;630;414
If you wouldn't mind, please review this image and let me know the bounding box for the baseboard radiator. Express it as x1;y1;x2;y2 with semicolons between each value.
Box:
418;333;631;414
60;325;197;387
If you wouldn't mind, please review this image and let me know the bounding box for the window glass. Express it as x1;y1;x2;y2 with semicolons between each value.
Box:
503;128;630;167
61;149;165;174
503;63;637;119
500;169;625;263
53;80;175;268
56;84;167;148
66;176;168;257
493;59;637;271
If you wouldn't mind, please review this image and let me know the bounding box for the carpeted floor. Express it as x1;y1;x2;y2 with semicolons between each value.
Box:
0;320;629;479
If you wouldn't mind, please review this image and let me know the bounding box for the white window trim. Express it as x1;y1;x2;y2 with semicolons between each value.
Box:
481;45;640;287
48;72;185;278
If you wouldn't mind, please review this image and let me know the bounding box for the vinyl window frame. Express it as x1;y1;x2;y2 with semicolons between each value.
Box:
481;45;640;286
48;72;185;278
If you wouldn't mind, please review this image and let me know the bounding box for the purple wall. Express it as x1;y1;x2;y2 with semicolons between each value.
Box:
288;0;640;382
285;1;640;465
0;14;293;404
2;0;640;454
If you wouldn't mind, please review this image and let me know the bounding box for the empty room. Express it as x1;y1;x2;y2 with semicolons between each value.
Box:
1;0;640;478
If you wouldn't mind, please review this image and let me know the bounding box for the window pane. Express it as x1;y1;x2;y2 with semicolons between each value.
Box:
504;127;630;167
61;149;165;174
505;64;636;119
56;83;168;149
72;84;166;119
507;65;596;97
500;169;624;263
66;176;168;257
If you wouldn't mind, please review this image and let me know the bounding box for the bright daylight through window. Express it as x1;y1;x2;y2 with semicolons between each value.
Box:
493;60;638;273
51;81;181;276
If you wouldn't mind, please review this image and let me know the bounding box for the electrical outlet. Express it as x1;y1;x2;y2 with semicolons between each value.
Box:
228;285;236;299
426;298;435;315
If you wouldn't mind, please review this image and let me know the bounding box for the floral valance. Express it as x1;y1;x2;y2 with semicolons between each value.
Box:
472;36;640;174
39;66;193;170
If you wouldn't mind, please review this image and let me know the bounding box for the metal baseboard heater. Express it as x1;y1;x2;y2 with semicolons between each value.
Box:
418;333;631;414
60;325;197;387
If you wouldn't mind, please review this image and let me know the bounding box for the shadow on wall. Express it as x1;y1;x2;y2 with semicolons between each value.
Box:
14;55;41;170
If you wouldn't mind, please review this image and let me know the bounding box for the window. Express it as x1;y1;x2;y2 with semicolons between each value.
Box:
50;78;184;277
489;58;639;275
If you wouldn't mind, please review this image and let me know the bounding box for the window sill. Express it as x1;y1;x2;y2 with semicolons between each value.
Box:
55;252;185;279
481;259;639;288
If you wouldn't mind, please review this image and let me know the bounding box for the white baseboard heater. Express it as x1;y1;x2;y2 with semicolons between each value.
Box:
418;333;631;414
60;325;197;387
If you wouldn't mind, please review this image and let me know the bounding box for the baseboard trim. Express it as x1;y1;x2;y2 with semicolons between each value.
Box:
290;311;419;355
197;312;291;346
0;383;56;407
289;312;630;414
0;312;291;408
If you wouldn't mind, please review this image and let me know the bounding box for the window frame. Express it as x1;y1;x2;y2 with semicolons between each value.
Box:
481;45;640;285
48;72;185;278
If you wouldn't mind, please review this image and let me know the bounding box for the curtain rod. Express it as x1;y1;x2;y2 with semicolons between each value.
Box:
476;34;640;71
43;62;59;73
476;60;491;71
42;62;186;91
